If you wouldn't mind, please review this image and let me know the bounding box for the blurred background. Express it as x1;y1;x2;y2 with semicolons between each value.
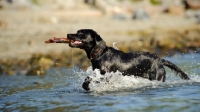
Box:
0;0;200;75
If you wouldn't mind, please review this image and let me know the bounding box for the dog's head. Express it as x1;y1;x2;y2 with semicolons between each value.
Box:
67;29;106;59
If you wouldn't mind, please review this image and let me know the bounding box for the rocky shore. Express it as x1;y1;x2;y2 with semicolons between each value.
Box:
1;24;200;76
0;0;200;75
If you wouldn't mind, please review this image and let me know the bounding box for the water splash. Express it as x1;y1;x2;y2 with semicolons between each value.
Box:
75;66;200;93
50;53;200;93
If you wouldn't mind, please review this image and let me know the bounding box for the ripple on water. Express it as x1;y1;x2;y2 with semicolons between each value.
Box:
0;53;200;112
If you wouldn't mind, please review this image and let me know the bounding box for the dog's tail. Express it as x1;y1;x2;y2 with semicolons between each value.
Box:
161;59;190;80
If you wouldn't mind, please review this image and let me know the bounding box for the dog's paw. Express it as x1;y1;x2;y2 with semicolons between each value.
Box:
82;82;90;91
82;77;92;91
85;76;92;83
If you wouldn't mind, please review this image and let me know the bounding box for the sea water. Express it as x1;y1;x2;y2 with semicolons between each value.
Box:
0;53;200;112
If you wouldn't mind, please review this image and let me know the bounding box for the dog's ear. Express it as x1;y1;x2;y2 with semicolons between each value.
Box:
93;31;106;46
89;30;106;59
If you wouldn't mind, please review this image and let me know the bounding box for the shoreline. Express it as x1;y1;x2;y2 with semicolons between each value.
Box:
0;42;199;76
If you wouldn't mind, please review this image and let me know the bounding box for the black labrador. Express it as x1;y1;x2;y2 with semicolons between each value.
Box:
67;29;190;91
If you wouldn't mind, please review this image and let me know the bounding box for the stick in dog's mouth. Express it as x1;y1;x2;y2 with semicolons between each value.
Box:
45;37;75;44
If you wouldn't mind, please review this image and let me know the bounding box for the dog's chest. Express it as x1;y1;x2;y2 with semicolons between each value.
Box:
91;59;109;73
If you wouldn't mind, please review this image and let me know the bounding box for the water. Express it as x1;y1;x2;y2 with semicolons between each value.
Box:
0;53;200;112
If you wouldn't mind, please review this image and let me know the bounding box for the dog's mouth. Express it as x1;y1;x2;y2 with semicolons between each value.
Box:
67;34;83;47
68;38;82;46
71;40;82;45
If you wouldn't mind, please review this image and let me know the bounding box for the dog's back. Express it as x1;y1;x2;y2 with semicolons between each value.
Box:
91;47;165;81
92;47;189;81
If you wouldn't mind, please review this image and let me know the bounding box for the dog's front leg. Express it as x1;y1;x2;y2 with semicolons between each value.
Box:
82;76;92;91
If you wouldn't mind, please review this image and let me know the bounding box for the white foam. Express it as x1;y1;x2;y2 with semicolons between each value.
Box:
76;66;200;93
83;67;161;92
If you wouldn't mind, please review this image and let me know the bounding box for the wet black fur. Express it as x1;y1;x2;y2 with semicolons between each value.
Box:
67;29;190;91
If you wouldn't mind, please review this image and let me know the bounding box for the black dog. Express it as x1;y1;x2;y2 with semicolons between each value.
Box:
67;29;190;91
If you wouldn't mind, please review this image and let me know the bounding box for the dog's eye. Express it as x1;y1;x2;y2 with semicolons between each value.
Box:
78;32;83;36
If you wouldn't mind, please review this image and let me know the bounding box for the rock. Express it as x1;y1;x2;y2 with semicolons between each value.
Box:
25;54;54;76
167;5;185;16
162;0;185;15
184;0;200;9
38;57;54;69
0;21;7;28
26;66;45;76
194;11;200;23
84;0;96;6
132;8;149;20
185;10;200;23
0;65;4;75
112;13;128;20
0;0;35;10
